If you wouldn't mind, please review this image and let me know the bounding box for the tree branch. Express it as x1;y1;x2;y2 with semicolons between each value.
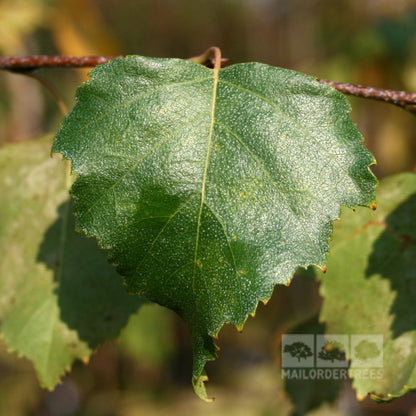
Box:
0;56;122;69
1;55;416;112
317;79;416;113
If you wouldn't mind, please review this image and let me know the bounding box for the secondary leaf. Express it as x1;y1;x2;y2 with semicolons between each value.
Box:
52;55;376;399
0;136;143;388
318;173;416;401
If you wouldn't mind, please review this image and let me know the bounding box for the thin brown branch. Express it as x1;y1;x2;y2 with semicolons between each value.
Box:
0;56;123;70
1;55;416;112
0;54;227;70
318;79;416;113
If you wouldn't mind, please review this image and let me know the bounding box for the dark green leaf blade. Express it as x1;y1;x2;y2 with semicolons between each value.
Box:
318;173;416;401
52;56;376;399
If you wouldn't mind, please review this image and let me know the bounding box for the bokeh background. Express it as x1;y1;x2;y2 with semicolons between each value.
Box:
1;0;416;415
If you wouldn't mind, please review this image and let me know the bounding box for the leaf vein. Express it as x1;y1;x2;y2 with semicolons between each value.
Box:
134;192;200;276
64;76;213;140
218;78;360;192
203;201;243;317
80;111;210;219
80;136;170;219
192;67;219;294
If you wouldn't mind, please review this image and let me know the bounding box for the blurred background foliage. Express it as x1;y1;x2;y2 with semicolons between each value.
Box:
1;0;416;415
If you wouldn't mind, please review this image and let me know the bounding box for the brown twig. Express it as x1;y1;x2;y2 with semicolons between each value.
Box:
1;55;416;112
318;79;416;113
0;54;227;70
0;56;123;70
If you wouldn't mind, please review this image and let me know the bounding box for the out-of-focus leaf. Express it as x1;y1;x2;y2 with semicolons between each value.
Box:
118;303;176;368
318;173;416;402
0;136;143;389
0;0;48;53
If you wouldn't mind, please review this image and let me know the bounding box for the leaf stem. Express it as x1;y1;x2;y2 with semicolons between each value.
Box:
211;47;222;72
23;72;68;116
189;46;225;69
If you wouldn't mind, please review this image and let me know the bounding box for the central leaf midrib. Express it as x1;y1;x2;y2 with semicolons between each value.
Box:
193;70;219;293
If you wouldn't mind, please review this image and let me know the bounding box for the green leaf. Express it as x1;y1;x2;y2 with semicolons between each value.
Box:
318;173;416;402
0;136;143;388
52;55;376;399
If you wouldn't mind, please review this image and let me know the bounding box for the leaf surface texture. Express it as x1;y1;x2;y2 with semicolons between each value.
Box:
53;56;376;398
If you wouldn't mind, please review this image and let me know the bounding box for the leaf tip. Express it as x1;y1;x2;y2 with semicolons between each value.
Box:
192;373;215;402
370;202;377;211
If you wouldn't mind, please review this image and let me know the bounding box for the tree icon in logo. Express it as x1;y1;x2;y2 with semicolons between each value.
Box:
318;340;346;363
284;341;313;362
354;339;381;361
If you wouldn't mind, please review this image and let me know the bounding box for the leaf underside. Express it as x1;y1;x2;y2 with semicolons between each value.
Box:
318;173;416;402
53;55;376;399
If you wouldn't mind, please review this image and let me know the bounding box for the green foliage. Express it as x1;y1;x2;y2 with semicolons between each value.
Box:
52;55;376;399
0;136;143;389
7;50;416;412
317;173;416;401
